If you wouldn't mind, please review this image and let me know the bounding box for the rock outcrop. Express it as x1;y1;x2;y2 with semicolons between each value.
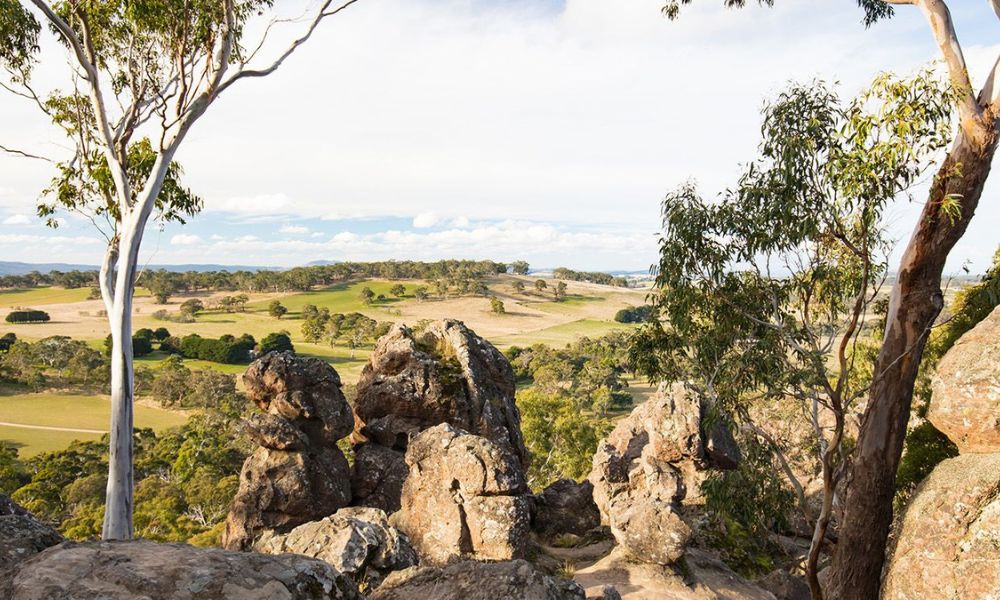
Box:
222;352;354;550
532;478;601;540
884;306;1000;600
0;494;63;596
392;423;532;566
7;540;360;599
349;442;408;515
883;453;1000;599
351;320;527;512
254;507;417;591
588;382;739;565
370;560;586;600
928;304;1000;453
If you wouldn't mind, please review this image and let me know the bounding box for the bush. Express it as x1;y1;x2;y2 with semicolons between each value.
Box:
5;309;50;324
179;333;255;364
613;305;653;323
0;332;16;352
104;334;155;357
152;327;171;341
259;332;294;354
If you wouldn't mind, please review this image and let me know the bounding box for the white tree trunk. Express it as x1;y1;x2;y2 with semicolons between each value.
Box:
102;284;135;540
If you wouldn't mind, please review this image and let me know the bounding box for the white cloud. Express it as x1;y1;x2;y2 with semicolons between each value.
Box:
280;224;310;234
171;234;202;246
412;212;440;228
450;216;470;228
2;214;30;225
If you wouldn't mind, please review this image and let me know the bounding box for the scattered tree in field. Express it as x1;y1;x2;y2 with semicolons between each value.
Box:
490;296;506;315
511;280;525;293
359;287;375;305
534;279;547;292
144;271;179;304
0;0;361;540
474;281;490;297
217;295;249;313
4;309;50;324
553;281;567;302
179;299;204;317
267;300;288;320
630;73;952;597
510;260;530;275
390;284;406;298
413;286;429;301
433;279;449;298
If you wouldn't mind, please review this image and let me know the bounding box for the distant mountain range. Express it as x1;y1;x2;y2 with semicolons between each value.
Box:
0;261;274;276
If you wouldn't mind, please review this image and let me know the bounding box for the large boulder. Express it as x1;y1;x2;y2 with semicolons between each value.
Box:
0;494;63;596
353;320;528;466
929;304;1000;453
350;443;408;514
370;560;586;600
531;478;602;540
254;507;417;591
223;353;353;550
588;382;739;565
6;540;360;599
882;453;1000;599
392;424;532;565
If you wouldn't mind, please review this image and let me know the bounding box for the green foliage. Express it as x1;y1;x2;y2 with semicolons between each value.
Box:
534;279;547;291
300;308;385;350
179;298;204;316
613;305;653;324
1;336;109;388
517;389;613;490
413;286;429;301
510;260;530;275
0;0;40;77
178;333;255;364
143;270;180;304
702;432;794;576
267;300;288;319
553;281;568;301
359;287;375;305
552;268;627;287
5;309;50;323
9;399;249;543
150;357;241;409
389;284;406;298
0;442;29;493
490;296;506;315
0;332;16;352
259;332;294;354
103;333;154;358
660;0;892;27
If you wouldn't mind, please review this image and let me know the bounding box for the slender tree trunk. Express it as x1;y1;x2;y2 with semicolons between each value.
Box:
102;284;135;540
828;125;999;598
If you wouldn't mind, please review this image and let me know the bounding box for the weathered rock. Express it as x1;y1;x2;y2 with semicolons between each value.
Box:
255;507;417;591
0;496;63;596
370;559;586;600
393;424;531;565
224;447;352;550
223;352;354;551
883;453;1000;600
588;382;739;565
929;304;1000;453
243;351;355;445
350;443;408;514
532;478;601;539
7;540;360;599
353;320;528;467
757;569;810;600
574;547;777;600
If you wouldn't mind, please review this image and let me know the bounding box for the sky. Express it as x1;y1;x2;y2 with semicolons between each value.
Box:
1;0;999;273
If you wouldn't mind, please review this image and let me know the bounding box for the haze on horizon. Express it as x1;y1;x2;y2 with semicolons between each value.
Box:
1;0;999;274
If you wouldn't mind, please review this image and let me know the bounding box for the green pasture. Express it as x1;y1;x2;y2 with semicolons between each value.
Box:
0;392;188;458
251;280;411;316
0;287;92;308
493;319;634;348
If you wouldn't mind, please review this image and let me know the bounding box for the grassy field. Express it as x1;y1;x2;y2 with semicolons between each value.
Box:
250;280;409;315
0;286;93;308
0;392;188;457
493;318;636;348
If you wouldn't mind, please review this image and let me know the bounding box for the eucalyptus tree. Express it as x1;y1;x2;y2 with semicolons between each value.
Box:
0;0;360;540
630;72;952;599
661;2;1000;595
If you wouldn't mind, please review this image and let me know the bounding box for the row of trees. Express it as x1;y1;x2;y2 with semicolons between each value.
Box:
551;268;629;287
300;306;391;356
4;309;51;323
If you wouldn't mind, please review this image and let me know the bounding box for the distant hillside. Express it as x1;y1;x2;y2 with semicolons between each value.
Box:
0;261;275;275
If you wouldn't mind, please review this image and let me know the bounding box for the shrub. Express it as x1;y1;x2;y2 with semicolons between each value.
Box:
613;305;653;323
259;332;294;354
179;333;255;364
5;309;50;324
0;332;16;352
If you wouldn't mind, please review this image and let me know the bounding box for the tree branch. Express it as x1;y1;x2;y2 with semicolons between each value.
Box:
0;144;52;161
216;0;359;96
